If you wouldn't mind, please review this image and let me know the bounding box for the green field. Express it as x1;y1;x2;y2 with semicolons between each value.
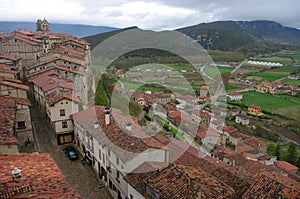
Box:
203;66;234;78
274;65;300;72
242;91;299;112
282;78;300;86
246;72;287;82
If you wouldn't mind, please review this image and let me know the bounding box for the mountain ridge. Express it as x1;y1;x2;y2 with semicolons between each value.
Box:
176;20;300;53
0;21;118;38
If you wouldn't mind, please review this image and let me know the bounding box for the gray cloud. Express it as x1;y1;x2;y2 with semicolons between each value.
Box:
0;0;299;29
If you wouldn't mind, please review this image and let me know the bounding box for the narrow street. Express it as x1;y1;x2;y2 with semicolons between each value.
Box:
29;91;113;199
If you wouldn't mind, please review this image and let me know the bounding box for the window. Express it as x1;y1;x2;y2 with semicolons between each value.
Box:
60;109;65;116
99;149;101;160
130;194;134;199
116;157;119;165
108;149;111;157
62;121;68;128
116;171;120;179
17;121;26;129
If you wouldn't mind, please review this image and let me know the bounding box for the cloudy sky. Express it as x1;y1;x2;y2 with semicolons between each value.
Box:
0;0;299;30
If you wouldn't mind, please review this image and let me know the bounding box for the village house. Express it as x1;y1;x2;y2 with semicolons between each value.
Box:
235;114;250;125
198;85;210;102
0;96;18;153
275;160;299;174
0;76;29;98
30;74;73;111
195;130;220;148
227;92;243;101
71;106;169;199
0;53;22;79
0;153;82;198
0;96;33;153
248;105;263;116
257;81;276;94
0;30;41;78
242;172;300;199
191;109;212;125
44;92;79;145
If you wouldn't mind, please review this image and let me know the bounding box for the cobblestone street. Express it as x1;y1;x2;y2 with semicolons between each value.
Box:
29;92;113;199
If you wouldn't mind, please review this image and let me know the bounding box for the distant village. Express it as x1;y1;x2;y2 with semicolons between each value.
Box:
0;19;299;199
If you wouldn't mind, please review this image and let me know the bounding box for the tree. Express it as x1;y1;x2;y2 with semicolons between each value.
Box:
286;143;297;165
274;144;281;160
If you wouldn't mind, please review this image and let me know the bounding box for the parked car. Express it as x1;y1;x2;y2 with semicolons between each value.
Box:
64;146;78;160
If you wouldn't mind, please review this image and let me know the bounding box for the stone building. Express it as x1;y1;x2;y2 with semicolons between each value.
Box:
36;18;50;32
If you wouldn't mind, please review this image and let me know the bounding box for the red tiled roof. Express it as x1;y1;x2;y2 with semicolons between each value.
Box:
0;53;21;61
0;153;82;199
124;162;168;195
196;131;219;139
0;68;16;75
6;35;40;46
248;104;261;109
45;92;80;106
201;85;209;90
276;161;299;172
0;76;22;84
0;96;17;145
0;80;29;91
222;125;238;133
0;63;17;70
227;92;242;96
236;145;253;153
29;56;83;70
243;173;300;199
72;106;164;162
144;163;235;199
243;137;268;148
31;75;73;92
14;98;31;106
259;81;273;87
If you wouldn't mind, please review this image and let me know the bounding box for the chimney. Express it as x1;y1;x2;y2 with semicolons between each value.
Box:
125;122;132;131
94;120;99;129
48;78;53;84
11;167;22;182
105;106;110;125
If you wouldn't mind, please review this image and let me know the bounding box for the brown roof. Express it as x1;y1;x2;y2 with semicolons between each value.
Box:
0;153;82;199
243;137;268;148
276;161;299;172
29;56;83;70
45;92;80;106
124;162;168;195
259;81;273;88
0;53;21;61
144;163;235;199
243;173;300;199
0;96;17;145
31;75;73;92
227;92;242;97
71;106;164;162
0;80;29;91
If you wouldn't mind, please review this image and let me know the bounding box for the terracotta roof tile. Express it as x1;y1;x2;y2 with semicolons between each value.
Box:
0;80;29;91
144;163;235;199
30;75;73;92
0;153;82;199
72;106;164;162
0;53;21;61
0;96;17;145
276;161;299;172
45;92;80;106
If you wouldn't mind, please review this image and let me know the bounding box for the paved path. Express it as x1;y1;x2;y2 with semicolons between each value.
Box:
231;59;248;75
29;91;113;199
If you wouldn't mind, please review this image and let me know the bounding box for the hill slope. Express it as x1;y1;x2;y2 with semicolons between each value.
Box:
84;26;138;50
0;21;118;38
176;20;300;53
